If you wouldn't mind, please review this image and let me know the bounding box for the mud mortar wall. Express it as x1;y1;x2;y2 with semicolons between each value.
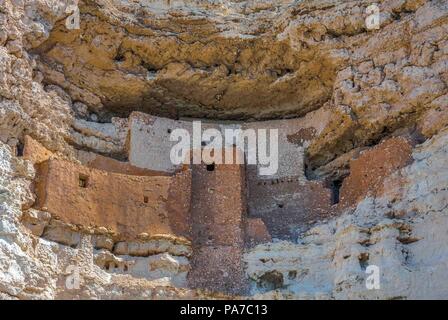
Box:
34;159;192;240
188;148;248;294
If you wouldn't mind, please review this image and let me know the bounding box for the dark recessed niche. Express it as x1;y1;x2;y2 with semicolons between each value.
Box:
16;142;24;157
206;163;215;172
78;174;89;188
114;53;125;62
330;179;343;205
143;196;149;204
167;129;172;134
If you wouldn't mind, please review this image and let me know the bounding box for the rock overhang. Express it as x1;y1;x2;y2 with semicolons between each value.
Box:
32;0;340;121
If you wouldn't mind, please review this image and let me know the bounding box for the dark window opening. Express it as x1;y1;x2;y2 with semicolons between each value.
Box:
206;163;215;172
16;142;24;157
143;196;149;204
277;203;284;209
79;174;89;188
330;179;343;205
114;53;125;62
201;141;207;147
167;128;172;134
141;61;158;73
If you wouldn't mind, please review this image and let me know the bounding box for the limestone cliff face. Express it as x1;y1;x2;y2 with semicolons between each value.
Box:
0;0;448;299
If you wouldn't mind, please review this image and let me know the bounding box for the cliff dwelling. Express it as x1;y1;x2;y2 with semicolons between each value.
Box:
22;110;415;295
2;0;448;301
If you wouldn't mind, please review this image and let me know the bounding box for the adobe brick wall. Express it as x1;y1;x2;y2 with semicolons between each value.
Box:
247;176;333;240
128;112;194;173
34;159;191;240
128;112;242;173
339;137;413;208
128;113;330;178
188;246;247;295
243;115;334;241
167;165;193;237
126;112;335;242
79;151;171;177
244;118;307;180
189;150;246;247
188;147;248;294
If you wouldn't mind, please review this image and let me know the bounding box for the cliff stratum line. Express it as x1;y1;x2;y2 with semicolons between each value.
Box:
1;0;448;299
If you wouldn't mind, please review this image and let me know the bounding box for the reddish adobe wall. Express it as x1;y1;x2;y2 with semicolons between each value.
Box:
246;167;333;240
339;137;413;208
246;137;414;240
34;159;191;240
83;153;172;177
188;147;248;294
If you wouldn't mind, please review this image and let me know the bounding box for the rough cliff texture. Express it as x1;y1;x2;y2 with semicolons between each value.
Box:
1;0;448;299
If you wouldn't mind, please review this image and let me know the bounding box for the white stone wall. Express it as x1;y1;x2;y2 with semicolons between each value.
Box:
127;111;333;179
128;112;194;173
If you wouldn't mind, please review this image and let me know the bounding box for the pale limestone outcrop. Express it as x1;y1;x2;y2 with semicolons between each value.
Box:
94;250;190;287
113;238;192;258
69;118;128;155
0;0;76;155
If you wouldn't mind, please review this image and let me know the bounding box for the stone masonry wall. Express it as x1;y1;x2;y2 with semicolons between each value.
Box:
34;159;191;240
188;147;248;294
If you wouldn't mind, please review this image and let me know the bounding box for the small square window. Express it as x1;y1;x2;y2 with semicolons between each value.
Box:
143;196;149;204
79;174;89;188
